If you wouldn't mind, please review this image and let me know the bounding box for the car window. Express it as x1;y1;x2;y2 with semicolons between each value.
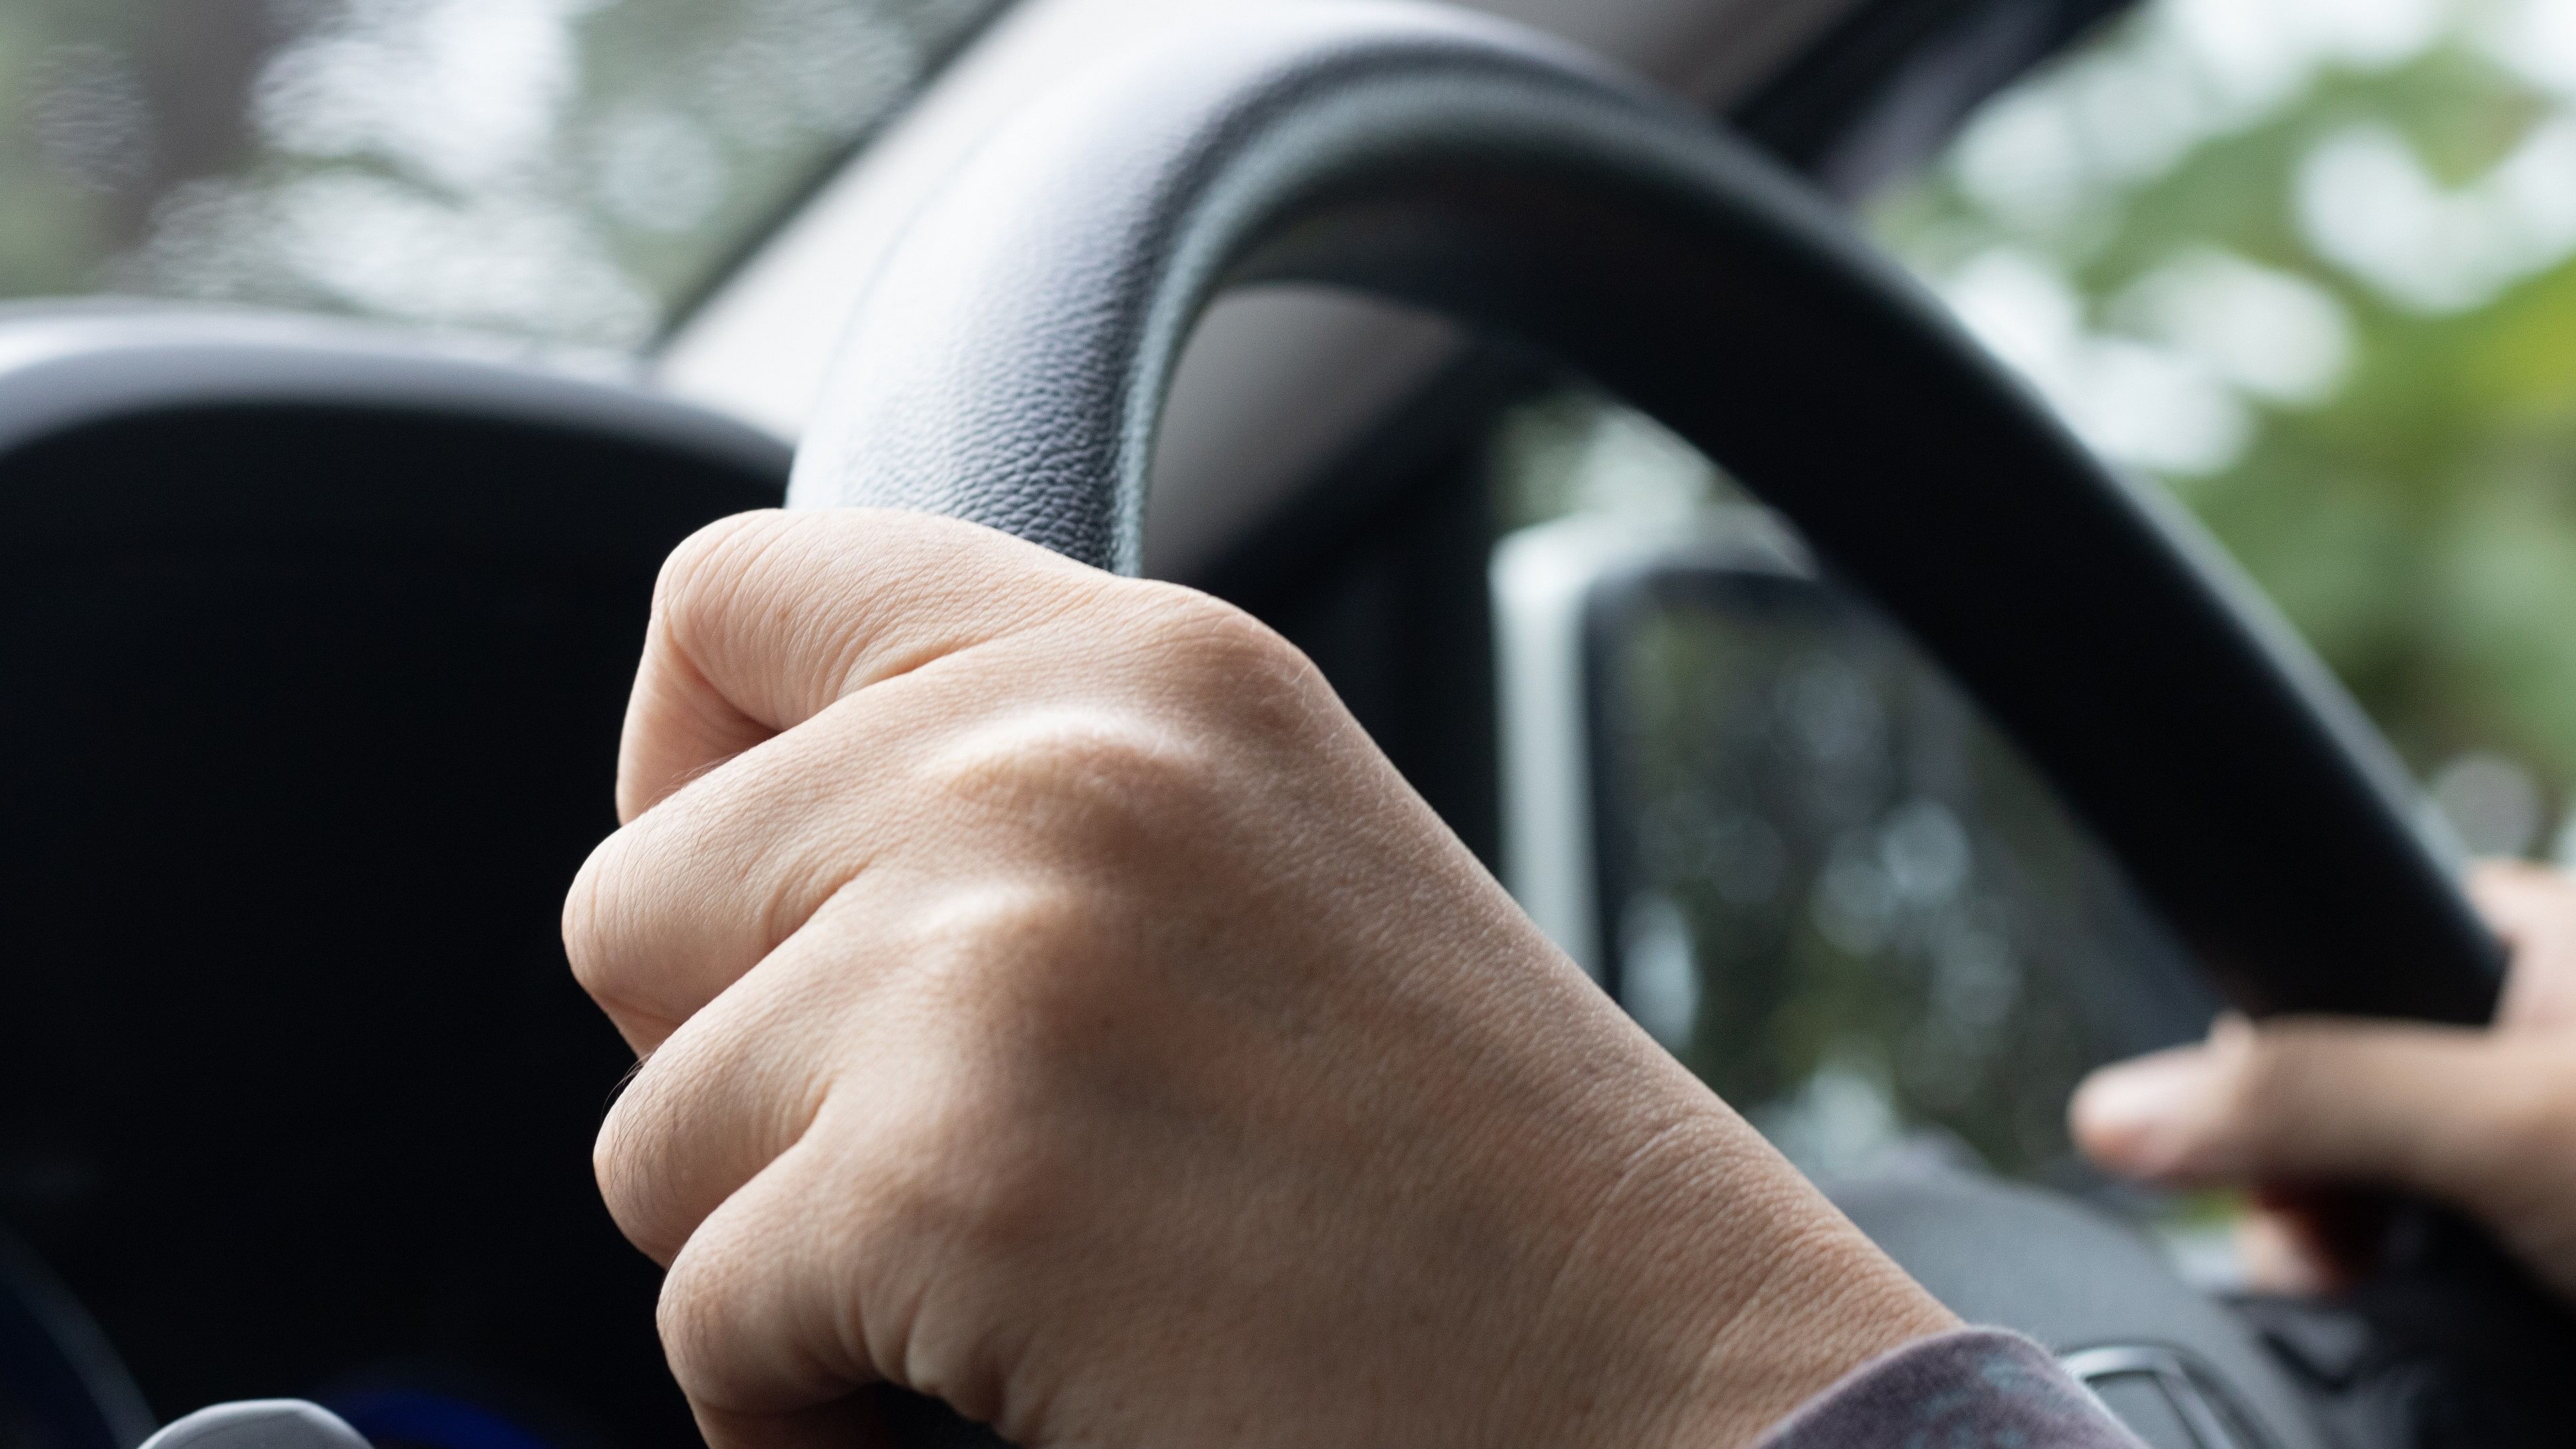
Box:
1876;0;2576;856
1491;0;2576;1233
1490;398;2221;1208
0;0;1006;348
1591;545;2219;1187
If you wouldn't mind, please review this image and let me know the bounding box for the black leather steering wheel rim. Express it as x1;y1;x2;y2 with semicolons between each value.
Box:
791;0;2495;1028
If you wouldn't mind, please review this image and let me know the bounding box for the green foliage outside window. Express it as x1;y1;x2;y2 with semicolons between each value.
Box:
1873;0;2576;856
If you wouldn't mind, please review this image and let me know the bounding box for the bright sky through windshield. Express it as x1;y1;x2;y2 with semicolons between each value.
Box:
0;0;1004;347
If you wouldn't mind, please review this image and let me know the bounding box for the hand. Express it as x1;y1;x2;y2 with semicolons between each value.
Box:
2072;861;2576;1299
565;511;1953;1449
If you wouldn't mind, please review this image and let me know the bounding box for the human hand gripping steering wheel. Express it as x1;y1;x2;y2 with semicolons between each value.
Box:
565;510;1957;1449
2079;861;2576;1302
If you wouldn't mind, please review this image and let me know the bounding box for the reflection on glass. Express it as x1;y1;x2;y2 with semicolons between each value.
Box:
0;0;1005;346
1590;559;2219;1185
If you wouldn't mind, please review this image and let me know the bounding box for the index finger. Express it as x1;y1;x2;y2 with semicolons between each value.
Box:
615;509;1107;822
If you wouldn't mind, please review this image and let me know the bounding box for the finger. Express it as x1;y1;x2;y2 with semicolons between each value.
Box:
2469;860;2576;1030
657;1108;1011;1449
568;668;1177;1050
574;628;1238;1052
575;508;1123;1049
593;908;918;1262
2069;1014;2532;1210
658;1136;882;1435
568;687;934;1051
617;509;1106;822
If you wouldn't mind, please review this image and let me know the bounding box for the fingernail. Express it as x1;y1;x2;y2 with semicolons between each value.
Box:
2072;1052;2216;1172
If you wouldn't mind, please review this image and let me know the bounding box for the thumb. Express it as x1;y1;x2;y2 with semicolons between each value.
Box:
2070;1014;2533;1214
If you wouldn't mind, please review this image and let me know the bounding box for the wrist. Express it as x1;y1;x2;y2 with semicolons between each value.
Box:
1520;1094;1956;1449
1664;1210;1960;1449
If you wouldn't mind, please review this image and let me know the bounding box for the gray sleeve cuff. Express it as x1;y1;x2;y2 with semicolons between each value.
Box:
1754;1328;2146;1449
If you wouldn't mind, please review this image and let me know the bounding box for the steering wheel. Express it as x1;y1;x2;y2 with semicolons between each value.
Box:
779;3;2545;1447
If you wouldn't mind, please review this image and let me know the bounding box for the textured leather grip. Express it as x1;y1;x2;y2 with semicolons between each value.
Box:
791;1;2495;1026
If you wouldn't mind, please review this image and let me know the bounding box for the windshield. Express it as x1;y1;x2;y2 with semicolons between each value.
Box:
0;0;1005;349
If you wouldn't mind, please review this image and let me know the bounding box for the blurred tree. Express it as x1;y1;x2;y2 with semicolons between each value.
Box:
0;0;1001;347
1873;0;2576;854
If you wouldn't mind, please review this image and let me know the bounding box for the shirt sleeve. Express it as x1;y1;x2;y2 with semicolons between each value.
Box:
1753;1328;2147;1449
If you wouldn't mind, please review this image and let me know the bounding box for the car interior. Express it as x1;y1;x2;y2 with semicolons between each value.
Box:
1;2;2571;1449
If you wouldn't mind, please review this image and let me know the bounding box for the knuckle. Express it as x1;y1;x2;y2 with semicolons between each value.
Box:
2210;1027;2311;1160
653;511;817;697
1135;584;1319;706
915;879;1116;996
2221;1034;2290;1119
917;588;1330;842
654;1218;761;1397
656;510;786;623
2195;1024;2318;1173
595;1063;688;1259
898;882;1151;1095
563;830;642;1002
571;755;851;1026
561;816;699;1038
923;705;1217;846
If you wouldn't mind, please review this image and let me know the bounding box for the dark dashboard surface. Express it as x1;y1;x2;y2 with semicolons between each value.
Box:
0;399;781;1449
